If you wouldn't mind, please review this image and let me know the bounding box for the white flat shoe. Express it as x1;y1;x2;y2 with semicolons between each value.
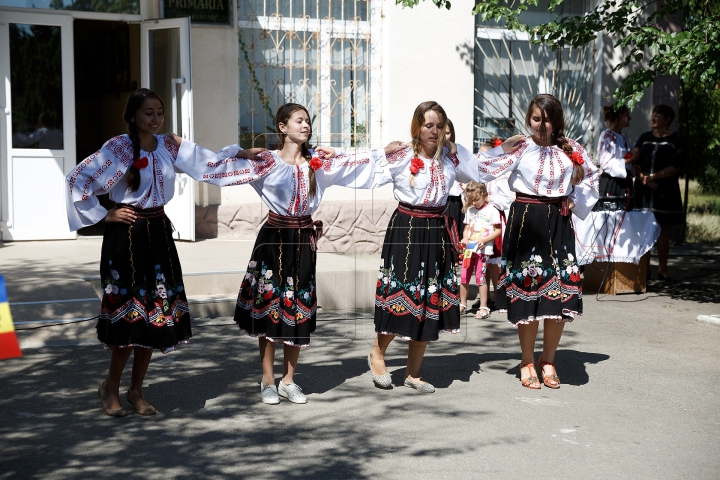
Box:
260;381;280;405
368;354;392;388
278;381;307;404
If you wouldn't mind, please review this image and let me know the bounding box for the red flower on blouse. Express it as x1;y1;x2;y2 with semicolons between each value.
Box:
409;157;424;175
133;156;149;169
308;157;323;171
624;152;632;161
430;293;439;306
523;276;532;287
570;151;584;166
493;139;503;148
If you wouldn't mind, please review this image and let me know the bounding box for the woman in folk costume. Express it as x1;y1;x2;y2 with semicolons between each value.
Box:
594;104;634;211
66;88;268;417
368;101;519;393
443;118;465;255
461;94;599;389
223;103;400;405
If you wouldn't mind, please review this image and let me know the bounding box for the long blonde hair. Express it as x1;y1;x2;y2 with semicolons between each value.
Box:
462;181;488;213
409;101;447;187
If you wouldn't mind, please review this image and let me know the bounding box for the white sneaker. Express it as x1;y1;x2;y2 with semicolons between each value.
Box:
260;381;280;405
278;381;307;404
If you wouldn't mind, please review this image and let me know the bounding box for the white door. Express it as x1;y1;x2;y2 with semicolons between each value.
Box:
141;17;195;241
0;12;76;241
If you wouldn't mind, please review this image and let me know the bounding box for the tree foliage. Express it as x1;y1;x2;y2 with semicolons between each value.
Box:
397;0;719;109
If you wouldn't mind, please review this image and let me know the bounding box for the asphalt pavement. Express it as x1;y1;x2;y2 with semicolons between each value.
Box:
1;241;719;479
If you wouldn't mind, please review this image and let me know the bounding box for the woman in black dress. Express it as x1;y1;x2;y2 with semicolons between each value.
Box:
632;105;684;281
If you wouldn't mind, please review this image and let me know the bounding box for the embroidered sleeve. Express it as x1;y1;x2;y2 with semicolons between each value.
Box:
453;143;480;183
65;135;134;231
568;140;600;220
172;142;278;187
316;147;386;189
372;147;414;188
475;143;527;183
596;130;627;178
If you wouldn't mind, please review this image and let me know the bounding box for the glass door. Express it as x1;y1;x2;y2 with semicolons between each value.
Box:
0;12;76;241
140;17;195;241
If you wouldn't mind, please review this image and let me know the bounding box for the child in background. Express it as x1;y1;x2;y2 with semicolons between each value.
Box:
460;182;502;319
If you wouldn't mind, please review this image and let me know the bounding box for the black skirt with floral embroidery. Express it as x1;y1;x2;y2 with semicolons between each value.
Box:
374;207;461;342
234;223;317;347
97;209;191;353
496;200;582;326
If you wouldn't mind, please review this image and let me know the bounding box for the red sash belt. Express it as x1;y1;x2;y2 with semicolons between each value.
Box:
115;203;166;219
267;211;324;251
397;202;462;254
514;193;571;216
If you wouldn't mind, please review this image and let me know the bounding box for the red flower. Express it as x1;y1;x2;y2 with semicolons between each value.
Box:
284;298;293;307
409;157;424;175
624;152;632;160
133;156;149;169
430;293;439;305
376;280;382;288
493;139;503;148
263;291;273;300
308;157;323;171
536;276;543;284
570;273;581;282
569;151;584;166
523;276;532;287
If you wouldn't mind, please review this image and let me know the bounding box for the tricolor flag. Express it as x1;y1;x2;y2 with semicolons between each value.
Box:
0;275;22;360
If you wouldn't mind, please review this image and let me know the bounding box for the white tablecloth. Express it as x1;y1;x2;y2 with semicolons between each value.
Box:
573;210;660;265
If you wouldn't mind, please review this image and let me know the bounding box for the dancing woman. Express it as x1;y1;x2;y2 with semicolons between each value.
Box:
223;103;401;405
461;94;599;389
66;88;268;416
368;101;518;393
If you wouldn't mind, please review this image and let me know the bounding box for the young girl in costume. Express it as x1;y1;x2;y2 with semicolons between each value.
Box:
66;88;268;417
368;101;518;393
460;94;599;390
459;182;501;319
221;103;401;405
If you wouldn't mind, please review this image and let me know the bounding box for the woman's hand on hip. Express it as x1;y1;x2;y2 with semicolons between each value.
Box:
105;207;137;225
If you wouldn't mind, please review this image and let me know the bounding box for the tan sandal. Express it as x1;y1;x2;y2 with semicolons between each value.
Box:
519;363;541;390
475;306;491;319
98;382;126;417
538;357;561;389
126;392;157;415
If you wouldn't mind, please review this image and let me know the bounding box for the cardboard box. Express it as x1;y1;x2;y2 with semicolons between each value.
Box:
582;253;648;295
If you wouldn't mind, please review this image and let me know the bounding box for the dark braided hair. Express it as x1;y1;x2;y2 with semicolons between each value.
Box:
122;89;165;192
275;103;317;198
525;94;584;186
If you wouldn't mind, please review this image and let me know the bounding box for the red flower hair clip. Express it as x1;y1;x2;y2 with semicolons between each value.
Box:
308;157;323;171
493;139;503;148
133;156;149;169
624;152;632;161
409;157;424;175
569;151;584;166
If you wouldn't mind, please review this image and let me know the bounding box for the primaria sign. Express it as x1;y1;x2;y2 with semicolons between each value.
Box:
163;0;231;25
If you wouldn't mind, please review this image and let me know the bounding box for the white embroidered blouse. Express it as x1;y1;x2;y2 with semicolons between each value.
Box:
216;144;385;216
457;139;600;220
373;145;478;207
65;134;277;231
596;129;633;179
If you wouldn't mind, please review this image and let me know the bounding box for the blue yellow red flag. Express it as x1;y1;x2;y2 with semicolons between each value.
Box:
0;275;22;360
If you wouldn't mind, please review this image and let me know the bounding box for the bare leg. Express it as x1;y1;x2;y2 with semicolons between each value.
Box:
127;347;153;408
539;318;565;387
281;344;301;385
259;337;276;387
657;224;670;277
479;282;489;308
406;340;428;383
369;333;394;375
517;322;540;384
460;283;469;310
487;264;499;302
100;346;133;411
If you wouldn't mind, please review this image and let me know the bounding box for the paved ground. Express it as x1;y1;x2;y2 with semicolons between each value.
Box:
1;241;719;479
